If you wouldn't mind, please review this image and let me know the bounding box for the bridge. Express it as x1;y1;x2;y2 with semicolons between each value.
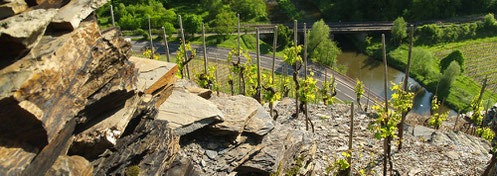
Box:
242;21;393;33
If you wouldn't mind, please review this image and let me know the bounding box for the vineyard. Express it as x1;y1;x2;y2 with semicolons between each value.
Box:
432;36;497;90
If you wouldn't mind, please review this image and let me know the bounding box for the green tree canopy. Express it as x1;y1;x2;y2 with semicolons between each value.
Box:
308;19;341;67
392;17;408;45
183;14;203;37
311;39;341;66
212;11;237;35
231;0;267;20
308;19;330;52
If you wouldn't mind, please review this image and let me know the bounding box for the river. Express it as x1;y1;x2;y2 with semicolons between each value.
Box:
335;37;456;116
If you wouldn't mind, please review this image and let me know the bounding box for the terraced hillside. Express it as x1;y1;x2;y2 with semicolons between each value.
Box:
432;37;497;90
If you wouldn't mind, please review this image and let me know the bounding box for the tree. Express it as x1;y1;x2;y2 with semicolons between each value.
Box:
212;11;237;35
311;39;341;66
231;0;267;20
440;50;465;72
392;17;407;45
438;61;461;97
278;0;303;20
308;19;341;66
183;14;203;38
308;19;330;54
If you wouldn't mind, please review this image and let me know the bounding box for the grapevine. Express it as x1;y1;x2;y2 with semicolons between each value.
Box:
194;65;217;90
428;96;448;129
354;80;365;109
319;75;337;105
283;45;303;119
175;41;196;78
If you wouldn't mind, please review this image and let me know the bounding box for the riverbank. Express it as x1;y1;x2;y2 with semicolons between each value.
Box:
353;34;497;112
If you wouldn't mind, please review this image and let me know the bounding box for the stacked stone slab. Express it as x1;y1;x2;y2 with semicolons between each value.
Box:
0;0;181;175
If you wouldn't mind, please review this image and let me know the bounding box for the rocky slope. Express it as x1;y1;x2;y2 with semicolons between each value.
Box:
271;99;492;175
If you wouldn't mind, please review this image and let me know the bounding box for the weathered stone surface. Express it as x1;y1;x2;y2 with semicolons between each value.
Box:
46;155;93;176
209;95;260;135
164;155;202;176
129;56;177;92
157;87;224;136
70;94;141;159
174;79;212;99
185;86;212;99
93;118;180;176
240;124;314;174
244;106;275;136
50;0;108;30
0;8;57;62
0;20;132;147
0;0;27;19
411;125;435;140
0;139;38;176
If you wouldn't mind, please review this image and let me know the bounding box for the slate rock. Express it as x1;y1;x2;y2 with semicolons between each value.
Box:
93;118;180;175
156;87;224;136
0;0;27;19
0;139;38;175
411;125;435;140
46;155;93;176
239;124;314;174
50;0;108;30
0;21;131;148
0;8;58;61
209;95;260;136
244;106;275;136
129;56;177;92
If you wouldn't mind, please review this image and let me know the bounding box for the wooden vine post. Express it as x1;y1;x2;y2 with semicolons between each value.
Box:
269;25;278;118
110;4;115;27
215;57;219;96
381;34;392;176
347;102;354;175
256;28;262;103
178;15;190;79
294;20;299;119
398;24;414;150
272;25;278;82
161;27;170;62
303;23;308;78
237;13;243;94
148;16;154;60
303;23;309;128
202;23;208;75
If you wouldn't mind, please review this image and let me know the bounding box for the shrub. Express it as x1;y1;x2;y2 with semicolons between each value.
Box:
126;165;140;176
136;28;149;40
440;50;465;72
411;48;436;80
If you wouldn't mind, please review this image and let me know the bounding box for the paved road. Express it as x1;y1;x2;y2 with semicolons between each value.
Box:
130;39;384;106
